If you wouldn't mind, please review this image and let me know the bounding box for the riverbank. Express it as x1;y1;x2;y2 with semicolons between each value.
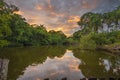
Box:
69;43;120;56
97;43;120;56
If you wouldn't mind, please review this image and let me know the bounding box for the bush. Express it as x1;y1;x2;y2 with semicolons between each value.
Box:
80;33;96;50
0;40;10;47
92;31;120;45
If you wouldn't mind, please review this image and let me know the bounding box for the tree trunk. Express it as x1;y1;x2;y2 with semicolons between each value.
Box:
0;59;9;80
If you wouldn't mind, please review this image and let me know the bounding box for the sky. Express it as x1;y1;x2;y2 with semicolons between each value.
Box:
5;0;120;36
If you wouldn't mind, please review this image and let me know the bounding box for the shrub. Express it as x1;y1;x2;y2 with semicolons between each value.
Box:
80;33;96;50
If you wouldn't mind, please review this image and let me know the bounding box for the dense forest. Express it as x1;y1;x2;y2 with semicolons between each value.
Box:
0;0;67;47
0;0;120;49
72;6;120;49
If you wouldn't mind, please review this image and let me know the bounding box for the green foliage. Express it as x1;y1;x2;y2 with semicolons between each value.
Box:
31;25;49;46
0;0;67;47
74;6;120;49
0;0;18;14
48;30;66;45
1;0;120;47
73;30;82;41
65;37;77;45
0;40;10;47
79;30;120;49
92;31;120;45
78;6;120;34
78;12;102;33
80;33;96;50
0;0;13;47
0;0;4;9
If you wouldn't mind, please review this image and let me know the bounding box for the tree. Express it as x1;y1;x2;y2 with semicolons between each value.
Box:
80;33;96;50
48;30;66;45
0;0;12;47
78;12;102;33
31;25;49;45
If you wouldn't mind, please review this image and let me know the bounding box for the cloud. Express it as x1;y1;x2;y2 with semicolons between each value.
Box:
5;0;120;36
13;11;24;15
35;5;43;10
68;16;80;23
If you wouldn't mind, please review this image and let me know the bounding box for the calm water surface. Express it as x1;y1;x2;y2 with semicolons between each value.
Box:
0;46;120;80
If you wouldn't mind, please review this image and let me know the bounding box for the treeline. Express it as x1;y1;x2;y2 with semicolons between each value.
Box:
72;6;120;49
0;0;68;47
1;0;120;48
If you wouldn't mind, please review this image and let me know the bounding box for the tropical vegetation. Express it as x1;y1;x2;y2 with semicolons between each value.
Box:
72;6;120;49
1;0;120;49
0;0;67;47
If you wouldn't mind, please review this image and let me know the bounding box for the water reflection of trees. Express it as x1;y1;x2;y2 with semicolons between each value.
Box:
17;50;85;80
72;49;120;78
0;46;66;80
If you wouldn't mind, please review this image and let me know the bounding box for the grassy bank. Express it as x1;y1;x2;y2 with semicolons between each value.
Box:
98;43;120;55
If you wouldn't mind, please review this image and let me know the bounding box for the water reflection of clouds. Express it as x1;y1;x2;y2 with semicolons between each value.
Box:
99;58;120;75
99;58;112;72
17;50;85;80
103;59;111;72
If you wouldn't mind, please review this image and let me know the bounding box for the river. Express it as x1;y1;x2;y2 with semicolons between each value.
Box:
0;46;120;80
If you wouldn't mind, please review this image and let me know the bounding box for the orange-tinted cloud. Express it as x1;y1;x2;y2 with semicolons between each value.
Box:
68;16;80;23
13;11;24;15
36;5;42;10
